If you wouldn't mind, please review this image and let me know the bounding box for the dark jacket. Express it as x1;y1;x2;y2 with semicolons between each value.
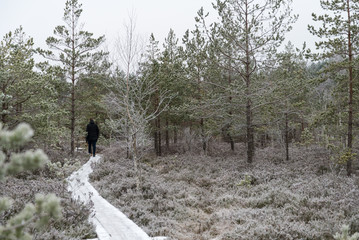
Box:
86;120;99;141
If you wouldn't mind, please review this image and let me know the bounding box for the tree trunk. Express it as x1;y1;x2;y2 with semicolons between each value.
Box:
246;100;254;163
346;0;353;176
126;124;130;159
285;112;289;161
230;136;234;151
200;118;206;151
154;119;158;155
228;55;234;151
228;118;234;151
70;16;76;156
132;133;141;190
158;117;162;156
70;81;75;155
165;118;169;150
245;3;254;163
174;127;177;144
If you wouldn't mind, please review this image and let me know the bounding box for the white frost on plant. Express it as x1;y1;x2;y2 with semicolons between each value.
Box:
334;225;359;240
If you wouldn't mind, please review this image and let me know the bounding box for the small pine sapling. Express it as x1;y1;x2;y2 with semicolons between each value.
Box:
334;225;359;240
0;123;61;239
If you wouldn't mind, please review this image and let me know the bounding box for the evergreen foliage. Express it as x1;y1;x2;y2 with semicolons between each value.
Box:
38;0;108;155
197;0;298;163
334;225;359;240
0;27;42;127
0;123;61;239
308;0;359;175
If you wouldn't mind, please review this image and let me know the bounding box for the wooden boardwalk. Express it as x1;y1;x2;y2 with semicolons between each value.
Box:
67;155;162;240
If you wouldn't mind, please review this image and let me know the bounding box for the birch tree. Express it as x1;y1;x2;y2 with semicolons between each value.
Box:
140;34;163;155
104;19;171;189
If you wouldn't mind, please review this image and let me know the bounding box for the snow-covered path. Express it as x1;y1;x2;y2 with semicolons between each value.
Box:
67;155;161;240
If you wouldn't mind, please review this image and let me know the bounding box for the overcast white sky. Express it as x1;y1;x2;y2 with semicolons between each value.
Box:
0;0;324;54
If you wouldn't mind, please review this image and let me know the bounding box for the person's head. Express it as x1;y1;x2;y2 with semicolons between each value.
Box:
90;118;94;123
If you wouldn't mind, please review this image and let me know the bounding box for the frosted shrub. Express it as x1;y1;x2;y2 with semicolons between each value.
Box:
0;123;61;239
334;225;359;240
0;123;34;150
246;188;299;209
90;144;359;239
237;174;256;187
328;145;357;172
47;157;81;179
300;128;314;147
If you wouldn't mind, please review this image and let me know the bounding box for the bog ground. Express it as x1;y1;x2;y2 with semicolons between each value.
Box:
90;143;359;240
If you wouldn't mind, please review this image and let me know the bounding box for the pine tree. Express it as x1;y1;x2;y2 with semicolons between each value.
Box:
0;27;41;126
197;0;297;163
182;27;212;152
158;29;186;152
269;42;309;160
26;63;69;149
308;0;359;176
38;0;106;155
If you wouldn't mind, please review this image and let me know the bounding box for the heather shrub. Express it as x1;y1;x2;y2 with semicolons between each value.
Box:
47;157;82;179
90;143;359;239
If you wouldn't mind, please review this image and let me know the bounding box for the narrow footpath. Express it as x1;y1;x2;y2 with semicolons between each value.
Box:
67;155;166;240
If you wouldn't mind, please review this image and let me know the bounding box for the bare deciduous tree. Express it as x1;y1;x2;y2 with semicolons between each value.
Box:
104;15;172;189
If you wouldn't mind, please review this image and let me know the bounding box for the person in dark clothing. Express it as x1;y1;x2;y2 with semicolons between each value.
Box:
86;118;99;157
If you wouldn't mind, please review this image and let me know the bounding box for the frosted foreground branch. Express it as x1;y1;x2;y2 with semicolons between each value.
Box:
67;155;167;240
